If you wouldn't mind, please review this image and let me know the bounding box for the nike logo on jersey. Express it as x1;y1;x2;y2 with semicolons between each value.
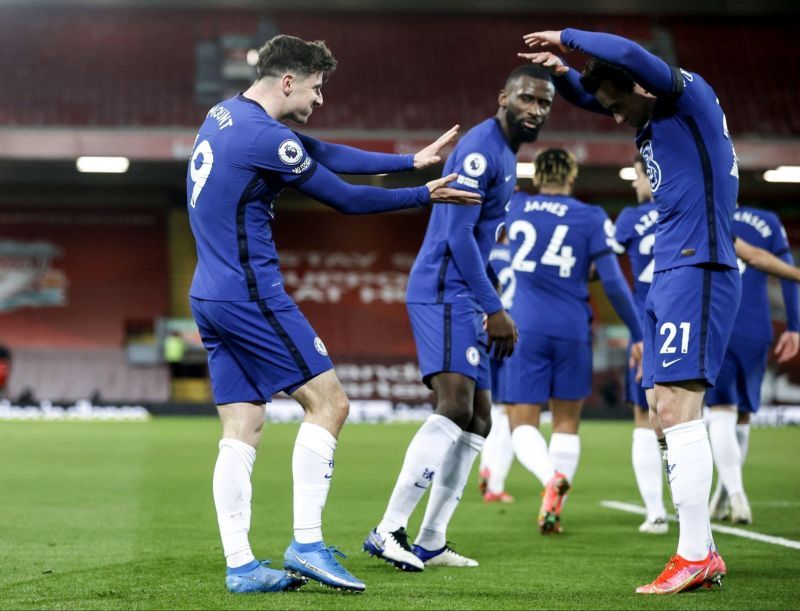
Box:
504;175;513;182
662;358;682;368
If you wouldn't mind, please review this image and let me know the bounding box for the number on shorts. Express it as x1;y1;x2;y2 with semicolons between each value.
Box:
189;139;214;208
659;321;690;354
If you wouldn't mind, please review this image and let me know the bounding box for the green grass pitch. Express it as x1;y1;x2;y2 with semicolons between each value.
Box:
1;418;798;609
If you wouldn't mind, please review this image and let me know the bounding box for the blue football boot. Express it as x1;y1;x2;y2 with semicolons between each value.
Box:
284;540;366;592
225;559;307;593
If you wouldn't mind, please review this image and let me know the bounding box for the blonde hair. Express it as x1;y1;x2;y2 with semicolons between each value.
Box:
533;148;578;188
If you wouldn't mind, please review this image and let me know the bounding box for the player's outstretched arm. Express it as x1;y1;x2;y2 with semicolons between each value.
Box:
295;164;480;215
295;125;459;175
296;133;414;175
523;29;675;98
735;238;800;282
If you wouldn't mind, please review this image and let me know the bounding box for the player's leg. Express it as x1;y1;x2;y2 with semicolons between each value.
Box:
413;386;491;566
480;403;514;502
364;371;468;571
191;297;306;593
365;303;482;571
632;403;668;533
507;402;555;485
479;358;514;501
628;337;668;533
637;266;739;594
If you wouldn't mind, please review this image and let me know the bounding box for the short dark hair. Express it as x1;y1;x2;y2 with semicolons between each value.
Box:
505;64;552;88
580;59;635;94
533;148;578;187
256;35;337;80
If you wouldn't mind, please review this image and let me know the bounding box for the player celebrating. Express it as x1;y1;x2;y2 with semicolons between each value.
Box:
706;207;800;524
501;148;642;534
520;28;739;594
187;35;479;594
364;65;555;571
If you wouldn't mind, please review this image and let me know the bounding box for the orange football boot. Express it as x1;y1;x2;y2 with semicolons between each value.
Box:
538;472;570;534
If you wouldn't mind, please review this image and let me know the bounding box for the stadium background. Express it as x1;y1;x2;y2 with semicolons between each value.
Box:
0;0;799;421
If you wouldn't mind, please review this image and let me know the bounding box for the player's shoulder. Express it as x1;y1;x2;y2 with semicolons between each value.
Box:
455;118;507;157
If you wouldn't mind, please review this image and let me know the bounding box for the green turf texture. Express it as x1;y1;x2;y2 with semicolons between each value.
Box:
1;419;798;609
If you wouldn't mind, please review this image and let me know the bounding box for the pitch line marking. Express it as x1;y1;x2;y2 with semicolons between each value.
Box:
601;500;800;551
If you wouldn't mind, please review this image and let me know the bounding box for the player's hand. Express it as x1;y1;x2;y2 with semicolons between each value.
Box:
427;173;482;205
629;341;644;382
523;30;569;54
774;330;800;363
516;51;569;76
486;309;518;360
414;125;459;170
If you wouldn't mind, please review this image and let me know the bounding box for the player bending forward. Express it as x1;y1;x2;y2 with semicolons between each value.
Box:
187;35;478;594
500;148;642;534
364;65;555;571
521;27;739;594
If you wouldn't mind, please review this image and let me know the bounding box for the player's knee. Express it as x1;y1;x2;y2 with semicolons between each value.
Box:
327;389;350;424
469;412;491;437
435;401;472;429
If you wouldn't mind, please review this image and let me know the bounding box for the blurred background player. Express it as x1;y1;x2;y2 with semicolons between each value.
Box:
478;237;515;504
500;148;642;534
706;206;800;525
364;64;555;571
187;34;479;594
613;154;667;534
521;26;740;594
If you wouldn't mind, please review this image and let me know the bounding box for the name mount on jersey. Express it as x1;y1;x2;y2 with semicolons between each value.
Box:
207;104;234;130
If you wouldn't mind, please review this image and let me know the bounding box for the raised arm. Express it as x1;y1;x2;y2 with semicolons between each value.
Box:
523;29;677;98
296;125;460;175
516;49;611;115
294;164;480;215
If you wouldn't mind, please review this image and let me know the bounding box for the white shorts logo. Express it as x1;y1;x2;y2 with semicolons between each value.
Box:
278;139;304;166
463;153;487;178
314;337;328;356
466;346;480;366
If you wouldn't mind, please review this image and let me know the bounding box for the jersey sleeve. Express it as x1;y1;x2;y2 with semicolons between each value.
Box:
445;141;497;198
770;214;791;257
588;207;620;259
250;125;317;186
560;29;677;98
295;132;415;175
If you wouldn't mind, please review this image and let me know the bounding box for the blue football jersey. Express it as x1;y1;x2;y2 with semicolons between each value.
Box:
406;118;517;314
635;69;739;272
187;95;316;301
504;192;615;340
614;200;659;315
488;243;513;310
732;207;792;341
